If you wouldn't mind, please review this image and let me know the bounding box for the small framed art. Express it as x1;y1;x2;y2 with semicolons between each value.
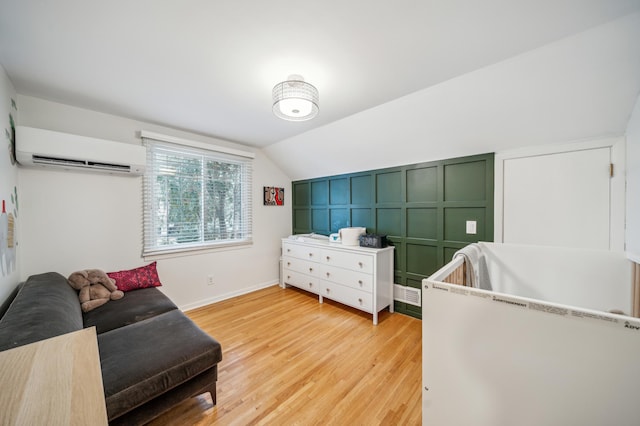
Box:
264;186;284;206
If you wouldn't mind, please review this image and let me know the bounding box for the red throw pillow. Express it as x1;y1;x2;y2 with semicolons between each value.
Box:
107;262;162;292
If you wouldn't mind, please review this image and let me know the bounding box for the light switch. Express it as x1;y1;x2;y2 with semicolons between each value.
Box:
466;220;477;235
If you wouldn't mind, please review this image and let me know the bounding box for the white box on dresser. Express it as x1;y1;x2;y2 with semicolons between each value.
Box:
281;236;394;325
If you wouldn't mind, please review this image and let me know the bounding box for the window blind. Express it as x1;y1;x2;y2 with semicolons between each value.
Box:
142;137;253;256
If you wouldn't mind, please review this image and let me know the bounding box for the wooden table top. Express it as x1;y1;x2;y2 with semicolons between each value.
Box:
0;327;107;425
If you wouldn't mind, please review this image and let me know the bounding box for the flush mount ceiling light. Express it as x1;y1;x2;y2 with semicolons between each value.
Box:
272;74;319;121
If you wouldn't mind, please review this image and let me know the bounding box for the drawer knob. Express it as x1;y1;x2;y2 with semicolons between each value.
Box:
308;253;313;257
326;256;330;261
287;262;291;266
326;272;330;277
326;288;331;293
287;249;291;252
309;283;313;288
358;280;363;286
358;298;363;304
358;262;363;268
309;267;313;272
287;275;291;279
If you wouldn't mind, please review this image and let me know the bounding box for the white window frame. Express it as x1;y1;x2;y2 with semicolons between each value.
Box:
141;131;255;258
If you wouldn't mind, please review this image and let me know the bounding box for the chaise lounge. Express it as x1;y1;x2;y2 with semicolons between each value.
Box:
0;271;222;425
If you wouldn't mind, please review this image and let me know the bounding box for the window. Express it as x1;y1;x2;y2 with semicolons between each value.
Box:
142;135;253;256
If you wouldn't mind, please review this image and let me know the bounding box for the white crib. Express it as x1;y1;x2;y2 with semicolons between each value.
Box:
422;242;640;426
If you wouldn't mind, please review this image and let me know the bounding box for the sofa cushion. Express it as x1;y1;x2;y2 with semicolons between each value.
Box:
0;272;83;352
107;262;162;292
83;287;178;334
98;309;222;420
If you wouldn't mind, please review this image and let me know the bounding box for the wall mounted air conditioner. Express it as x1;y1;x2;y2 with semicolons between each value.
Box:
15;126;146;176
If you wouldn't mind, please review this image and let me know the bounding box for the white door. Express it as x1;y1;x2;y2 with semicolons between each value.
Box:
501;147;611;250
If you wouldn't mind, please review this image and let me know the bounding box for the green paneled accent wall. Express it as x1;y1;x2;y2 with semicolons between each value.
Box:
291;153;494;319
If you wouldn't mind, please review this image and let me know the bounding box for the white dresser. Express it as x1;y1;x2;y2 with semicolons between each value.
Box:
281;237;395;325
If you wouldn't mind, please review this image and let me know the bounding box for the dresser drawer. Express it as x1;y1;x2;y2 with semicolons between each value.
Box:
283;256;319;276
321;250;373;274
283;242;321;261
282;270;320;295
320;281;373;313
321;265;373;292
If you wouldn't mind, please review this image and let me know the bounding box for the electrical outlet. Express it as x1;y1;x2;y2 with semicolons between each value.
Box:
207;275;214;286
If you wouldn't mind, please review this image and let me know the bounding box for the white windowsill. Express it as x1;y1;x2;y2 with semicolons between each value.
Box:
143;240;253;261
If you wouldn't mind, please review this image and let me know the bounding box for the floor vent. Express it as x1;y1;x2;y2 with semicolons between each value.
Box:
394;284;421;306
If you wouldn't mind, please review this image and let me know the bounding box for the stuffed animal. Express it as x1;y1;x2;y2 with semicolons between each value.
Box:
68;269;124;313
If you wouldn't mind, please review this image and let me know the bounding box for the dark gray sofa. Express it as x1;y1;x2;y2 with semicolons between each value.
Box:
0;272;222;425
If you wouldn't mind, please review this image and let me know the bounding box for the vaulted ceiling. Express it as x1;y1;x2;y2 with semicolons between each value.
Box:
1;0;640;151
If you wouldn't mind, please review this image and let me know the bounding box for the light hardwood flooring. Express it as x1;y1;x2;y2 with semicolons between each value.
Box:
149;285;422;425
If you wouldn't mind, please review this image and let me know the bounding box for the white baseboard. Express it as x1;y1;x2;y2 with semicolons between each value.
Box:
180;280;279;312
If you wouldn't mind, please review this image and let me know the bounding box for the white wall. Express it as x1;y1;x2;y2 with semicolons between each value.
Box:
264;12;640;181
626;95;640;262
17;95;292;310
0;65;19;305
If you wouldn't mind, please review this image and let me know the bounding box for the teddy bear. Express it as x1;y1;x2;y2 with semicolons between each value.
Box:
68;268;124;312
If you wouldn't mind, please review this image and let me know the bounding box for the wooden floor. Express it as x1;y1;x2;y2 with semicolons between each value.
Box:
149;285;422;426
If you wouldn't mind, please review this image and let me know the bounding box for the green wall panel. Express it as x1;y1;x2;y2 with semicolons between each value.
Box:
330;178;349;205
312;209;329;232
294;182;310;206
351;175;372;204
444;160;487;202
406;208;437;240
294;209;310;231
376;208;402;237
443;247;459;263
402;301;422;317
406;244;439;276
376;171;402;203
391;240;404;273
330;209;349;232
351;208;372;229
311;181;328;205
291;153;494;320
407;166;438;202
444;207;487;243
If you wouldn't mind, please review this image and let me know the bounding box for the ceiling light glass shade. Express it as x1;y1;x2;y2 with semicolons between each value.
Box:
272;76;319;121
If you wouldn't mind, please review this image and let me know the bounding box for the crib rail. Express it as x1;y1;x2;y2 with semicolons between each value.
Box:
427;256;466;286
442;261;466;286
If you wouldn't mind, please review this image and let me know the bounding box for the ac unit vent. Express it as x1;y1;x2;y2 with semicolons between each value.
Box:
394;284;421;306
32;156;132;173
32;155;86;167
87;161;131;172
